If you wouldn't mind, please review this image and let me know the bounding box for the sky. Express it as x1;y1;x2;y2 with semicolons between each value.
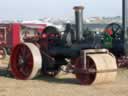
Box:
0;0;122;20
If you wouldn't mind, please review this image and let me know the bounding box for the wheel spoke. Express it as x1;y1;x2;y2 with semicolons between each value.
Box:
21;46;27;58
115;26;120;32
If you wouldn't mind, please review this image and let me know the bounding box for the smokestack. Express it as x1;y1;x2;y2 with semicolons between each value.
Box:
73;6;84;42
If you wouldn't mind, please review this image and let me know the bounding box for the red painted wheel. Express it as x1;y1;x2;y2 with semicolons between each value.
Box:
0;47;7;59
73;56;96;85
10;43;42;80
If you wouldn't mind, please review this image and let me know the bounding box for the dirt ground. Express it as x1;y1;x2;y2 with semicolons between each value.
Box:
0;56;128;96
0;68;127;96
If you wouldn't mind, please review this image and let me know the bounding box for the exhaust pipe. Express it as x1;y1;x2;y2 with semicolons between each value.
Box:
73;6;84;42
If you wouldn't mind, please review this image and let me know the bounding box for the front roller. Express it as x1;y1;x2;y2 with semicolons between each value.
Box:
10;43;42;80
73;49;117;85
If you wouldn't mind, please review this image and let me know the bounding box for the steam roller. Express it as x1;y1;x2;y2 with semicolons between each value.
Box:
9;6;117;85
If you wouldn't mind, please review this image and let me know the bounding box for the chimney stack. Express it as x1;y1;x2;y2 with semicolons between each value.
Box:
73;6;84;42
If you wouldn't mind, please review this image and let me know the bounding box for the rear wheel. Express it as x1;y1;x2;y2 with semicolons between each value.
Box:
10;43;42;80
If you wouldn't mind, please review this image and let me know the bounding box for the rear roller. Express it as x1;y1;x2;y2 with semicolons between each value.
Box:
74;50;117;85
10;43;42;80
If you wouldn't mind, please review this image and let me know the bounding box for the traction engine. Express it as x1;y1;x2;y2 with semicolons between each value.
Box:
102;0;128;68
10;6;117;85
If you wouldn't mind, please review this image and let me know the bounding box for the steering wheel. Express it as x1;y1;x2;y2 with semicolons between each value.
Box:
104;23;123;40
